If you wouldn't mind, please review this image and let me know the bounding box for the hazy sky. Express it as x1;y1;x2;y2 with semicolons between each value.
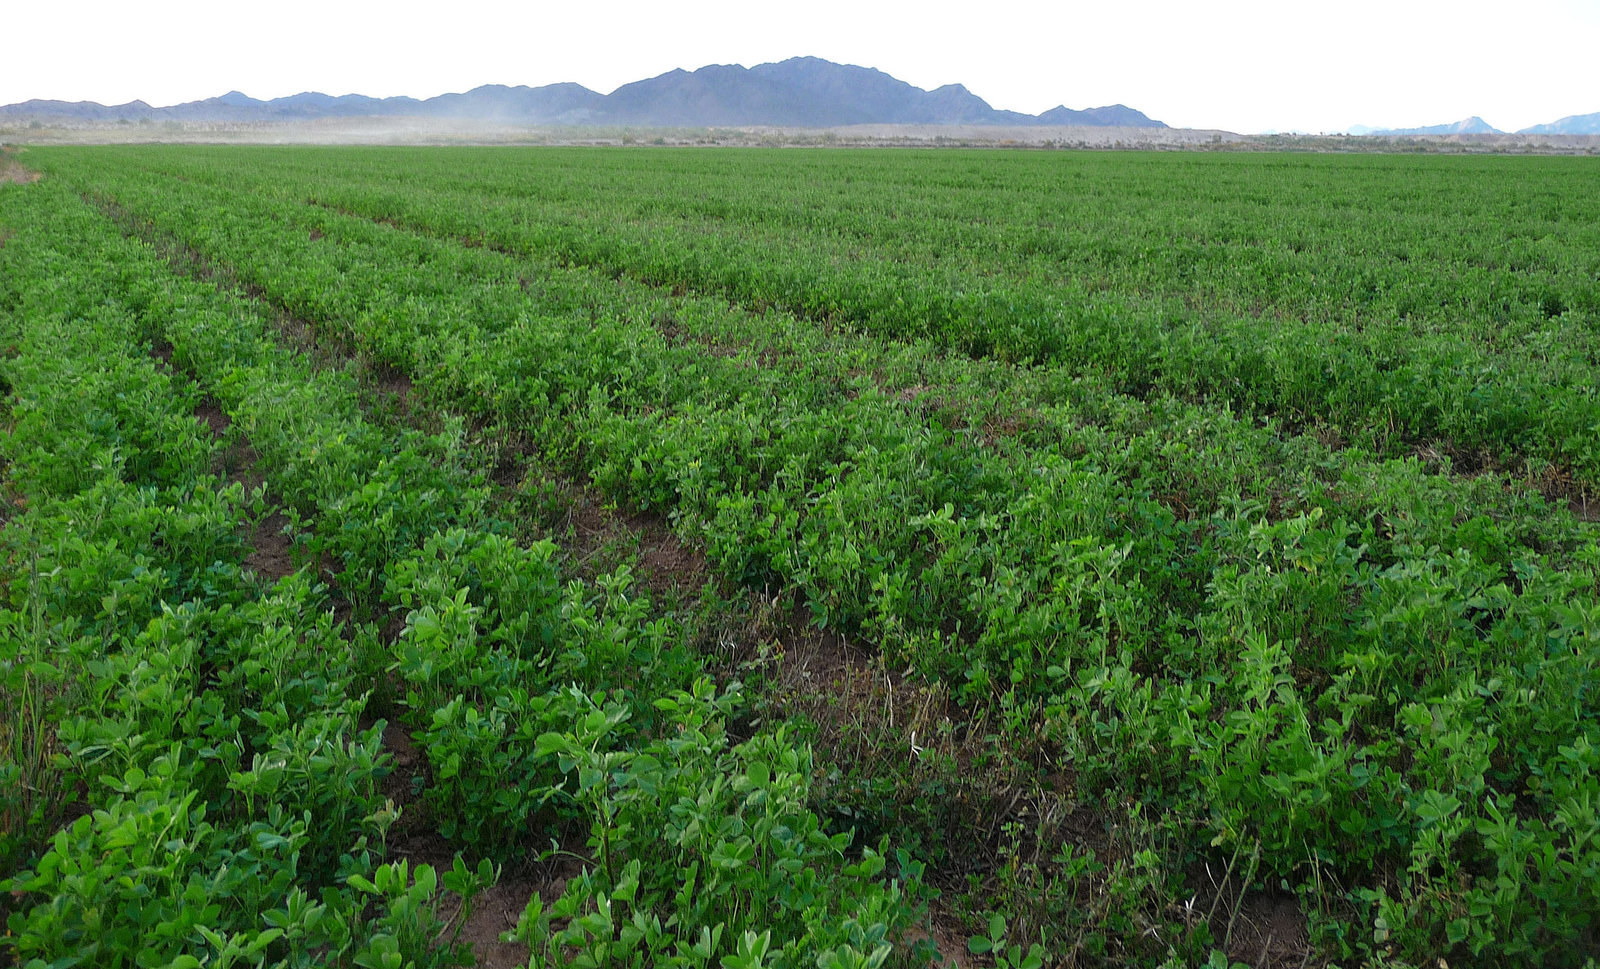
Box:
9;0;1599;133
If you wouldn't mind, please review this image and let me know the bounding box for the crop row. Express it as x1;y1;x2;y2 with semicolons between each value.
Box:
30;148;1600;965
0;180;479;966
124;145;1600;485
0;178;924;968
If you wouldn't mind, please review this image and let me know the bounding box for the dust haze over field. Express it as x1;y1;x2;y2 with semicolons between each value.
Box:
6;116;1600;153
0;117;1237;148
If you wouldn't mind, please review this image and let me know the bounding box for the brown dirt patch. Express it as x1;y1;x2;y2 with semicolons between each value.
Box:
379;720;439;854
453;874;542;968
1525;463;1599;522
245;511;295;581
906;900;975;968
0;161;41;185
374;719;586;968
1228;892;1314;968
433;850;585;969
555;486;712;600
627;510;711;598
194;399;232;436
1185;859;1317;969
765;617;979;821
1536;465;1599;521
183;396;289;575
490;453;524;490
194;401;264;482
223;441;267;492
750;609;1125;956
376;367;413;406
1412;446;1600;521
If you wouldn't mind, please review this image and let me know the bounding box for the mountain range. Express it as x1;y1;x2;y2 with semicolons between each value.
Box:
1349;113;1600;136
0;57;1165;129
1520;112;1600;135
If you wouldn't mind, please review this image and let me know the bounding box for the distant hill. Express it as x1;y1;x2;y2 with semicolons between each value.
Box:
1352;116;1504;136
604;58;1035;127
1518;112;1600;135
1037;103;1161;126
0;57;1166;129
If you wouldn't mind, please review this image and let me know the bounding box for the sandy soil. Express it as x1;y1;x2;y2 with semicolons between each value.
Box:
0;150;40;181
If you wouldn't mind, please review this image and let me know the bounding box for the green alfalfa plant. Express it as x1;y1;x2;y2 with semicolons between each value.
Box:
967;913;1047;969
347;856;498;969
0;538;87;873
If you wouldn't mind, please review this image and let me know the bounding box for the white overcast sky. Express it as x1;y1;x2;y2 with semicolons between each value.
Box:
8;0;1599;133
